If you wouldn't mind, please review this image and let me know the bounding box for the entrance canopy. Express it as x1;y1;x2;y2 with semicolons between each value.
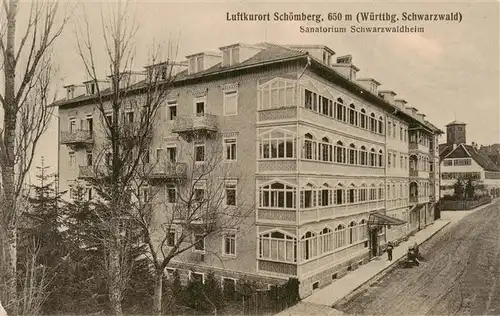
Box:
368;212;406;228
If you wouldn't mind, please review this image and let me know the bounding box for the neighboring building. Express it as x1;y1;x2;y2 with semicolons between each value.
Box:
55;42;443;298
439;121;500;197
479;143;500;168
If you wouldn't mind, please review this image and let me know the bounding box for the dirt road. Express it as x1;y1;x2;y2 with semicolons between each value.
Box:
336;201;500;315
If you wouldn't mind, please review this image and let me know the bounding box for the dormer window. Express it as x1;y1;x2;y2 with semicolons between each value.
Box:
66;86;75;99
196;56;203;72
86;82;96;95
222;47;240;67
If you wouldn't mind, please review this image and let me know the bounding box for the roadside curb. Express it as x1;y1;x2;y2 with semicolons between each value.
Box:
331;220;451;308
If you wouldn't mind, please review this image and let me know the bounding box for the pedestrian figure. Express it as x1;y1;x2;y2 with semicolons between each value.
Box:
387;241;394;261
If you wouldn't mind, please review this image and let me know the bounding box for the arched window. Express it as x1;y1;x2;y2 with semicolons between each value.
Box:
349;104;357;125
348;183;356;204
378;116;384;134
358;219;368;241
348;143;357;165
370;113;377;132
321;137;332;162
370;148;377;167
259;182;296;209
301;231;317;260
259;129;295;159
321;183;332;206
360;146;368;166
335;98;346;122
378;149;383;167
303;133;316;160
335;141;346;163
378;185;385;200
300;183;316;209
369;184;377;201
348;221;358;244
335;224;346;248
259;79;296;110
358;184;368;202
319;227;334;253
334;183;344;205
259;231;297;262
360;109;367;129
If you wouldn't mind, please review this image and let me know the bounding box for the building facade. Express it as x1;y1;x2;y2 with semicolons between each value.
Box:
56;43;443;298
440;121;500;197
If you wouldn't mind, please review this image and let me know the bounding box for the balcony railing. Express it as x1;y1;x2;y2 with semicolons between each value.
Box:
410;170;419;177
172;114;218;141
146;162;187;180
78;165;108;179
60;130;94;147
409;196;418;204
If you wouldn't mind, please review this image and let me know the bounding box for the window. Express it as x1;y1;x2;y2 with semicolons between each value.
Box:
348;221;358;244
360;109;367;129
69;187;76;200
225;182;236;206
359;219;368;241
319;227;333;253
222;49;231;67
224;138;237;161
167;100;177;120
166;185;176;203
105;152;112;166
86;117;93;132
378;150;383;167
335;141;346;163
167;147;177;163
68;152;76;168
223;90;238;116
370;113;376;132
321;137;332;162
86;151;93;166
334;224;346;248
189;59;196;74
300;183;316;209
259;79;295;110
321;184;332;206
156;148;164;163
194;188;205;202
140;187;150;204
69;119;76;133
304;133;316;160
259;231;297;262
301;231;317;261
126;111;134;123
370;149;376;167
348;144;357;165
144;150;150;164
223;232;236;256
378;117;384;134
335;98;346;122
191;272;205;283
194;98;205;116
222;278;236;293
167;230;176;247
194;142;205;162
194;234;205;252
348;104;357;125
259;130;295;159
105;113;112;126
304;90;317;111
259;182;296;209
335;184;344;205
360;146;368;166
196;56;203;72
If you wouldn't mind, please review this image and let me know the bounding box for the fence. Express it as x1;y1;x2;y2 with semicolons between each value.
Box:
438;196;492;211
240;278;300;315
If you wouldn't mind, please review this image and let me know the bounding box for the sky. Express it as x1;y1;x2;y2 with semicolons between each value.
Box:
29;0;499;182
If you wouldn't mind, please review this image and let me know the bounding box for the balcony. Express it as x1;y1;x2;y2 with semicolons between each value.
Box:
409;142;429;154
78;165;108;179
410;170;419;177
172;114;218;142
60;130;94;149
146;162;187;181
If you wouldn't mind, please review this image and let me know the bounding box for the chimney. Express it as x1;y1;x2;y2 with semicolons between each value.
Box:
379;90;397;104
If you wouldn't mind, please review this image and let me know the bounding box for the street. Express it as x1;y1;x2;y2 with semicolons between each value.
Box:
335;201;500;315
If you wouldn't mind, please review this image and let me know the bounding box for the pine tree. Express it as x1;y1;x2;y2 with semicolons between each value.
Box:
18;157;66;313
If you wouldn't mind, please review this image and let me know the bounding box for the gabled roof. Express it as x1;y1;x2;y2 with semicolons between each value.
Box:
440;143;500;172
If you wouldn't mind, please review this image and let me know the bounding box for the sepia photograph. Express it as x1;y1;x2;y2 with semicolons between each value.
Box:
0;0;498;315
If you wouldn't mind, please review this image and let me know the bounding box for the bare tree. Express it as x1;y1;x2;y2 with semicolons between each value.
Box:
75;2;178;315
0;1;69;314
129;138;254;316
